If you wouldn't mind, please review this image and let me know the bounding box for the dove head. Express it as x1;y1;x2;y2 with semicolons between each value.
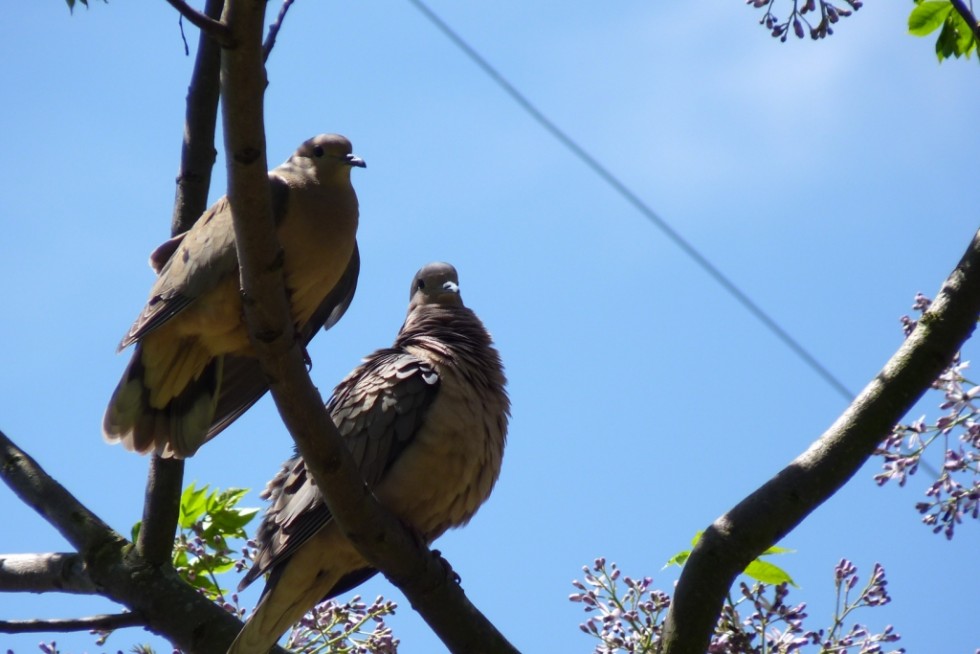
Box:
409;262;463;311
291;133;366;181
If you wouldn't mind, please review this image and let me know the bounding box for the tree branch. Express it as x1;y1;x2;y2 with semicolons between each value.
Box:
661;228;980;654
138;0;226;567
170;0;224;237
0;430;120;555
0;612;143;634
263;0;295;61
0;553;95;594
218;2;518;652
0;429;289;653
164;0;235;47
950;0;980;45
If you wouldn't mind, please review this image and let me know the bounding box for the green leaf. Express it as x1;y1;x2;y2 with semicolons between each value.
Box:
179;483;209;528
760;544;796;556
207;558;237;575
663;550;690;569
743;559;798;586
131;520;142;544
172;549;189;568
909;1;953;36
949;10;977;57
936;18;960;60
211;507;259;532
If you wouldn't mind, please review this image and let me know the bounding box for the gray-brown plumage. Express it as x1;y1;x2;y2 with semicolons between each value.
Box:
228;262;509;654
103;134;365;458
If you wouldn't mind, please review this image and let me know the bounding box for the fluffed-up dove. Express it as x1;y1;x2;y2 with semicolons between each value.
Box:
227;262;510;654
103;134;365;458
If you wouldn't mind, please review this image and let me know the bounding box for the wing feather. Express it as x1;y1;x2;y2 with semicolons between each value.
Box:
240;350;439;591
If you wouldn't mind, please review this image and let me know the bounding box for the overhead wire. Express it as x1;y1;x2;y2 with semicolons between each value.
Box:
406;0;856;402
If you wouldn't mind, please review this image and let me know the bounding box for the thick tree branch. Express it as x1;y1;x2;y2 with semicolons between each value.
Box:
0;429;287;653
0;553;95;594
1;431;119;555
164;0;235;47
661;229;980;654
0;612;143;634
950;0;980;44
218;2;518;652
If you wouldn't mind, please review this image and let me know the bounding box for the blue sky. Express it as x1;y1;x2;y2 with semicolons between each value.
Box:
1;1;977;653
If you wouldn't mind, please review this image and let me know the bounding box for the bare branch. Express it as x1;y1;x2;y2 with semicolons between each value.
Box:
138;0;226;567
218;2;518;652
0;612;143;634
164;0;235;47
0;430;120;555
661;229;980;654
263;0;295;61
135;457;185;565
0;429;291;653
170;0;223;236
0;553;96;594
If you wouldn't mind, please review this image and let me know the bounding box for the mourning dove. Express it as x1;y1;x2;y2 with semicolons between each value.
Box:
103;134;365;458
227;262;509;654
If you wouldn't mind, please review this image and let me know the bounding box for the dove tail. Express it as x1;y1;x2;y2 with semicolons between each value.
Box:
227;571;339;654
102;344;222;458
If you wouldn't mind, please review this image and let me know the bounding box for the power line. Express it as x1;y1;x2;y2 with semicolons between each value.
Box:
406;0;855;402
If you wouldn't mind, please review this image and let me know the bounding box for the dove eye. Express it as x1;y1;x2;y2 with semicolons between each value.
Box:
416;279;425;290
313;145;325;158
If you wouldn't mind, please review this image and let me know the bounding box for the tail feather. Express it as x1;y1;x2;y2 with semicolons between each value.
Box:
227;573;337;654
228;528;365;654
103;344;222;458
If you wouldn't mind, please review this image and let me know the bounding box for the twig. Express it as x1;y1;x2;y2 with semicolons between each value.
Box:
0;612;143;634
164;0;235;47
218;2;519;652
661;229;980;654
0;553;95;594
263;0;296;61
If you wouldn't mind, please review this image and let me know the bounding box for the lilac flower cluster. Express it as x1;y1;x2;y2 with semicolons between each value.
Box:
713;581;811;653
569;558;669;653
747;0;862;42
283;594;399;654
233;541;398;653
808;560;902;654
875;294;980;539
571;558;902;654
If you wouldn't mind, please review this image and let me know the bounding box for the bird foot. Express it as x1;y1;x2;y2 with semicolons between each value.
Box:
431;549;462;586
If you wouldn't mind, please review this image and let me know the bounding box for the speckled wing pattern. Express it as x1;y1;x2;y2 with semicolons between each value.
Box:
239;350;440;593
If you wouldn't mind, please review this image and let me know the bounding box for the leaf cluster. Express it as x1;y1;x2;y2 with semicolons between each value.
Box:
908;1;979;61
132;483;257;603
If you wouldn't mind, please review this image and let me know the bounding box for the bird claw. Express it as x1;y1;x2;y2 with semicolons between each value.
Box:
431;548;462;586
301;345;313;371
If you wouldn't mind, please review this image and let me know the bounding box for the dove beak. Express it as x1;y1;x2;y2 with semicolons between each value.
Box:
346;154;366;168
442;281;459;295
